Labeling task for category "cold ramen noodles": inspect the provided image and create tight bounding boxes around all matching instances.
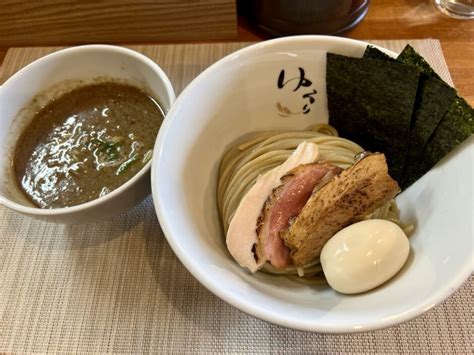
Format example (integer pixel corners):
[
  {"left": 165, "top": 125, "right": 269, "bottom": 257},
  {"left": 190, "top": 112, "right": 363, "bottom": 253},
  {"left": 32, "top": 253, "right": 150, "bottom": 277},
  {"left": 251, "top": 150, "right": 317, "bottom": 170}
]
[
  {"left": 217, "top": 124, "right": 413, "bottom": 294},
  {"left": 13, "top": 81, "right": 165, "bottom": 208}
]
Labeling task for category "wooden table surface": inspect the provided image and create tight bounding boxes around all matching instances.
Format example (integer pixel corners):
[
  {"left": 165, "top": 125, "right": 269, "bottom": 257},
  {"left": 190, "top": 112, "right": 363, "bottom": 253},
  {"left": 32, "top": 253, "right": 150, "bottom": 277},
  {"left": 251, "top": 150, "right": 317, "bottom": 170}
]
[{"left": 1, "top": 0, "right": 473, "bottom": 104}]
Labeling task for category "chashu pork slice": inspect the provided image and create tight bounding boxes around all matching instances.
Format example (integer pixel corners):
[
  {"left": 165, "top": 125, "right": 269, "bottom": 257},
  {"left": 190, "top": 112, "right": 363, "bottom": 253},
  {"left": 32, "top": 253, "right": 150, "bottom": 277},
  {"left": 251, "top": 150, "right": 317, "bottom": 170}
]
[
  {"left": 226, "top": 141, "right": 319, "bottom": 273},
  {"left": 256, "top": 162, "right": 342, "bottom": 269},
  {"left": 282, "top": 153, "right": 400, "bottom": 266}
]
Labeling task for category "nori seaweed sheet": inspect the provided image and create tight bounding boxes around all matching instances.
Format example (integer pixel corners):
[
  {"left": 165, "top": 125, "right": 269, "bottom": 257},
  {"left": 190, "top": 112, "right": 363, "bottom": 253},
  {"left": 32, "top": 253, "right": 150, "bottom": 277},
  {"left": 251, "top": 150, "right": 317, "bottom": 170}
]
[
  {"left": 326, "top": 53, "right": 420, "bottom": 182},
  {"left": 395, "top": 45, "right": 473, "bottom": 188},
  {"left": 396, "top": 45, "right": 455, "bottom": 131},
  {"left": 426, "top": 96, "right": 474, "bottom": 161},
  {"left": 363, "top": 44, "right": 467, "bottom": 188},
  {"left": 406, "top": 76, "right": 455, "bottom": 129},
  {"left": 362, "top": 45, "right": 455, "bottom": 185},
  {"left": 401, "top": 77, "right": 457, "bottom": 187},
  {"left": 397, "top": 45, "right": 442, "bottom": 81},
  {"left": 402, "top": 97, "right": 474, "bottom": 187},
  {"left": 364, "top": 45, "right": 455, "bottom": 136},
  {"left": 328, "top": 45, "right": 473, "bottom": 188},
  {"left": 363, "top": 46, "right": 397, "bottom": 62}
]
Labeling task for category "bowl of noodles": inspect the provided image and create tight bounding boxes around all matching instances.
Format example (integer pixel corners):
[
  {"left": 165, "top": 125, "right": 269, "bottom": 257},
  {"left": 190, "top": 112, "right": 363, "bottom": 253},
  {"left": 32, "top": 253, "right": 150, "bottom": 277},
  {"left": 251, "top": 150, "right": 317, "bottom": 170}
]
[{"left": 151, "top": 36, "right": 473, "bottom": 332}]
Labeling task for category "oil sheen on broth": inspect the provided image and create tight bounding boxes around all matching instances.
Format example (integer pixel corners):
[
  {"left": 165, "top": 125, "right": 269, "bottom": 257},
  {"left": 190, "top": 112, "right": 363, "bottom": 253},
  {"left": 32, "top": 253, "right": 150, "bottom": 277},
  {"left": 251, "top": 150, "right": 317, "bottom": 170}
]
[{"left": 13, "top": 82, "right": 164, "bottom": 208}]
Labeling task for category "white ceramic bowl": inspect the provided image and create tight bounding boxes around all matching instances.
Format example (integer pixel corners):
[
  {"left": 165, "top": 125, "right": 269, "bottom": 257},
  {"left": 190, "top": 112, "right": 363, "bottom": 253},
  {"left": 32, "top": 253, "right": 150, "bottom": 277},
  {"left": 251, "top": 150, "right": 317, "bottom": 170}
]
[
  {"left": 152, "top": 36, "right": 473, "bottom": 332},
  {"left": 0, "top": 45, "right": 175, "bottom": 224}
]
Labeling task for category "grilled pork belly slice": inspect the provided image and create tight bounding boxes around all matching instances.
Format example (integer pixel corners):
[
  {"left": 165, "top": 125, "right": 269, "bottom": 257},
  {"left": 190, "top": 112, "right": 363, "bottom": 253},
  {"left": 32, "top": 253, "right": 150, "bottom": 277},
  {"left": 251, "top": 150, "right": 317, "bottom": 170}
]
[
  {"left": 282, "top": 153, "right": 400, "bottom": 266},
  {"left": 256, "top": 163, "right": 342, "bottom": 269}
]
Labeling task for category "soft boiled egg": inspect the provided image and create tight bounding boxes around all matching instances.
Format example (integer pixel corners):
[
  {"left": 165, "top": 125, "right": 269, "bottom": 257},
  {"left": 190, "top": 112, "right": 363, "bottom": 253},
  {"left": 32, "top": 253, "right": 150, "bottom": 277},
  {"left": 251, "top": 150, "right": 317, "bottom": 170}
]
[{"left": 320, "top": 219, "right": 409, "bottom": 294}]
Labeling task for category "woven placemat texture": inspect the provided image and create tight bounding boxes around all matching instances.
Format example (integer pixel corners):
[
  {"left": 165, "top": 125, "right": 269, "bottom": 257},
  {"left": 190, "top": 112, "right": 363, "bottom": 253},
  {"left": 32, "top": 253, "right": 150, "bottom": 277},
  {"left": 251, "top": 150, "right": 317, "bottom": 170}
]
[{"left": 0, "top": 39, "right": 472, "bottom": 353}]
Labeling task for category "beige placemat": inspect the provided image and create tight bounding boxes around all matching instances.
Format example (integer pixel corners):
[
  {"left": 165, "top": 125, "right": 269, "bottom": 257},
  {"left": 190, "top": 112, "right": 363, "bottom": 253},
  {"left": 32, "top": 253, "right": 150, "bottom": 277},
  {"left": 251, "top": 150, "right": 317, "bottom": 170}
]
[{"left": 0, "top": 40, "right": 472, "bottom": 353}]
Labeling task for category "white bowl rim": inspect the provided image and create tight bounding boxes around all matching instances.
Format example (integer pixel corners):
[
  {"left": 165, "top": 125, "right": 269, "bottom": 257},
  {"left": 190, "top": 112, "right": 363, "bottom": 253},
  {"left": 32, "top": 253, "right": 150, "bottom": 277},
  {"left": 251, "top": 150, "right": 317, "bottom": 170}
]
[
  {"left": 151, "top": 35, "right": 473, "bottom": 333},
  {"left": 0, "top": 44, "right": 176, "bottom": 215}
]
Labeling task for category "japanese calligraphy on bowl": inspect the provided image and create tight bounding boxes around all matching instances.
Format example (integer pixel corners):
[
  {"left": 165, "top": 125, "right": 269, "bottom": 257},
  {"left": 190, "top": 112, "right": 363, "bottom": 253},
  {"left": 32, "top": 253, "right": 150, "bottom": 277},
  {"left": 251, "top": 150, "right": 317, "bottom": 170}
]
[{"left": 276, "top": 67, "right": 317, "bottom": 117}]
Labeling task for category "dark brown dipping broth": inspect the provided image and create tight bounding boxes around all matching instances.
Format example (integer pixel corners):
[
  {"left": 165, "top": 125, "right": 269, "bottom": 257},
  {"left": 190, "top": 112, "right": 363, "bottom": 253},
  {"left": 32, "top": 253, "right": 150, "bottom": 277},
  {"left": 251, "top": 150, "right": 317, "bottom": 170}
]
[{"left": 13, "top": 82, "right": 165, "bottom": 208}]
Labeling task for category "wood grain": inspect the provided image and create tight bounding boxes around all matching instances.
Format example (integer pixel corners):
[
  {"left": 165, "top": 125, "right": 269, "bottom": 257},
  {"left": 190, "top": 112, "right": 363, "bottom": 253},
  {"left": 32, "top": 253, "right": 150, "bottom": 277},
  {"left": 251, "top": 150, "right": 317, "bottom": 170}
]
[
  {"left": 0, "top": 0, "right": 237, "bottom": 46},
  {"left": 0, "top": 1, "right": 472, "bottom": 104},
  {"left": 0, "top": 47, "right": 7, "bottom": 66},
  {"left": 346, "top": 0, "right": 473, "bottom": 41}
]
